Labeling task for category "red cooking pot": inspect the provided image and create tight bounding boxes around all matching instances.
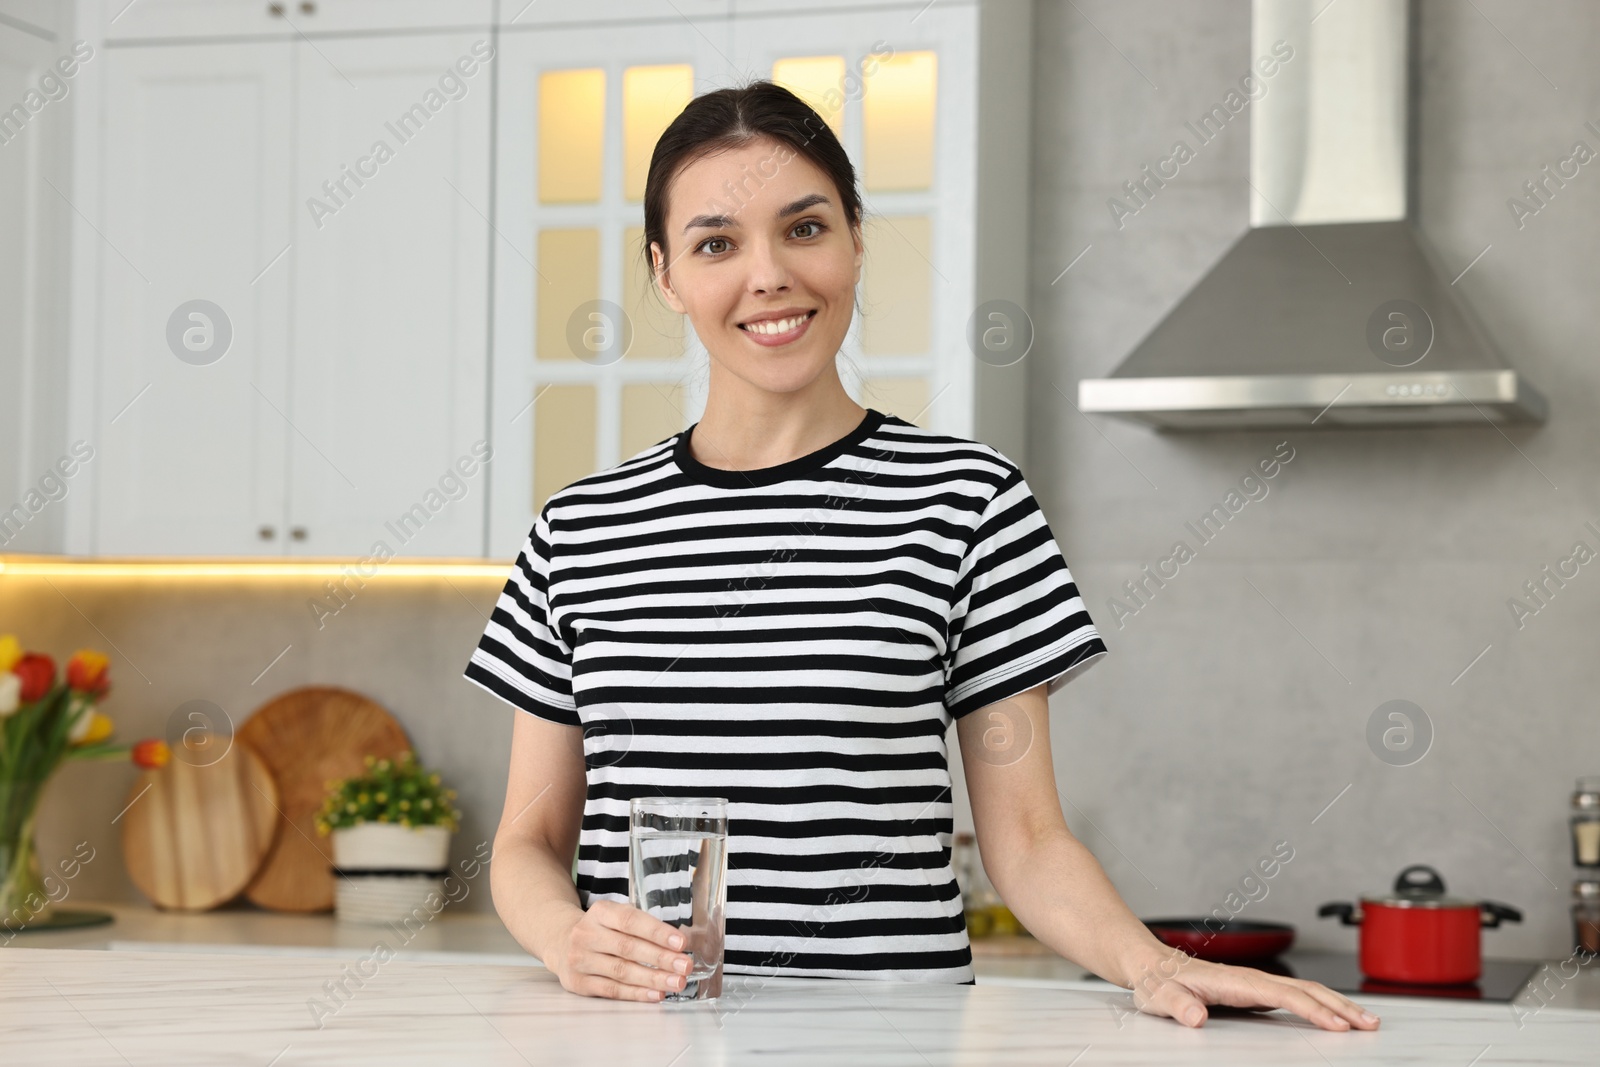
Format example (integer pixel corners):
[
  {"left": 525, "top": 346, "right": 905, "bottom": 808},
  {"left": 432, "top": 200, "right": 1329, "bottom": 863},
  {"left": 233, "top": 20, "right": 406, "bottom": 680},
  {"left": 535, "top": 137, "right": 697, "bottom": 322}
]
[{"left": 1318, "top": 865, "right": 1521, "bottom": 985}]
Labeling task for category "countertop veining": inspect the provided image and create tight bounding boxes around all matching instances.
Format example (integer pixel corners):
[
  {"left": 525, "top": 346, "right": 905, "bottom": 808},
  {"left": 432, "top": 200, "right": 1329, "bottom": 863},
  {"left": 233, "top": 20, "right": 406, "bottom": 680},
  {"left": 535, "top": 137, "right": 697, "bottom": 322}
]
[{"left": 5, "top": 943, "right": 1599, "bottom": 1066}]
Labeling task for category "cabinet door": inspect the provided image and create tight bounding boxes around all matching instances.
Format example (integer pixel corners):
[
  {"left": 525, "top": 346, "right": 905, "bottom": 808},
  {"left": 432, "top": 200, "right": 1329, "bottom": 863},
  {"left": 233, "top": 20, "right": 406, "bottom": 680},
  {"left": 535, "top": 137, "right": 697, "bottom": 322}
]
[
  {"left": 486, "top": 20, "right": 739, "bottom": 559},
  {"left": 0, "top": 20, "right": 69, "bottom": 554},
  {"left": 96, "top": 40, "right": 293, "bottom": 555},
  {"left": 289, "top": 32, "right": 491, "bottom": 557},
  {"left": 731, "top": 5, "right": 976, "bottom": 440}
]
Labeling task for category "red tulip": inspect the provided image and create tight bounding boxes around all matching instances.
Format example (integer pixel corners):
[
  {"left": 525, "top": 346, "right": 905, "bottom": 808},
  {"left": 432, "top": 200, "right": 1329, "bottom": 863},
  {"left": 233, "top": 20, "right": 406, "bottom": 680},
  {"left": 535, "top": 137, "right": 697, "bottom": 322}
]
[
  {"left": 13, "top": 653, "right": 56, "bottom": 703},
  {"left": 67, "top": 650, "right": 111, "bottom": 696},
  {"left": 132, "top": 739, "right": 170, "bottom": 769}
]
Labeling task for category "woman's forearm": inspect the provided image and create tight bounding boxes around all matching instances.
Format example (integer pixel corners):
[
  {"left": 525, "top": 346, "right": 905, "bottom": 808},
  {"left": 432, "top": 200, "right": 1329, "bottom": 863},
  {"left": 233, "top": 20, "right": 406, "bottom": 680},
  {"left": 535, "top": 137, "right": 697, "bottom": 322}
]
[
  {"left": 983, "top": 825, "right": 1173, "bottom": 988},
  {"left": 489, "top": 833, "right": 586, "bottom": 965}
]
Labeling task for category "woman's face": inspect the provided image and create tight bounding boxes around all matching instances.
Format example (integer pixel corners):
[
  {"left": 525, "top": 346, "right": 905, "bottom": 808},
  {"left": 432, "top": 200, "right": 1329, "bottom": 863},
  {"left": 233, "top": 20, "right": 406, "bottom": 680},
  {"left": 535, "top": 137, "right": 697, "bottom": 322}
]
[{"left": 651, "top": 137, "right": 863, "bottom": 397}]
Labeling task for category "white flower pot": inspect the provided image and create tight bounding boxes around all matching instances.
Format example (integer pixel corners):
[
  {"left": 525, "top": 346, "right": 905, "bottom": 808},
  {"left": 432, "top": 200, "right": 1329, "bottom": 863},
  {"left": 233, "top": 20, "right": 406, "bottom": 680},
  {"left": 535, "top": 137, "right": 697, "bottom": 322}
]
[
  {"left": 331, "top": 823, "right": 452, "bottom": 924},
  {"left": 332, "top": 822, "right": 451, "bottom": 871}
]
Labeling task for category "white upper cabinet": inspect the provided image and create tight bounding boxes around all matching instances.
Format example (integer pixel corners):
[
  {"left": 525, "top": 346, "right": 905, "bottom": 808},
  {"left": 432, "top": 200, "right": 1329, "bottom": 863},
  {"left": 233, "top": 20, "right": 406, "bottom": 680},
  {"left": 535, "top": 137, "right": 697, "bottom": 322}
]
[
  {"left": 94, "top": 40, "right": 295, "bottom": 556},
  {"left": 40, "top": 0, "right": 1029, "bottom": 560},
  {"left": 0, "top": 15, "right": 73, "bottom": 555},
  {"left": 287, "top": 31, "right": 491, "bottom": 558},
  {"left": 486, "top": 17, "right": 741, "bottom": 558},
  {"left": 97, "top": 0, "right": 493, "bottom": 40},
  {"left": 88, "top": 29, "right": 491, "bottom": 557}
]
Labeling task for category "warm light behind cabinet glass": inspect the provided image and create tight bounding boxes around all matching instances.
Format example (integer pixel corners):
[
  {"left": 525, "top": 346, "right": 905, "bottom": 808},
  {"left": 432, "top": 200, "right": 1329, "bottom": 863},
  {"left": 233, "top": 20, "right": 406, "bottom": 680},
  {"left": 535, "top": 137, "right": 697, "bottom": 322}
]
[
  {"left": 860, "top": 214, "right": 932, "bottom": 356},
  {"left": 534, "top": 385, "right": 597, "bottom": 512},
  {"left": 862, "top": 51, "right": 936, "bottom": 191},
  {"left": 623, "top": 65, "right": 694, "bottom": 201},
  {"left": 772, "top": 55, "right": 847, "bottom": 138},
  {"left": 621, "top": 383, "right": 689, "bottom": 458},
  {"left": 538, "top": 69, "right": 604, "bottom": 203},
  {"left": 536, "top": 228, "right": 600, "bottom": 361}
]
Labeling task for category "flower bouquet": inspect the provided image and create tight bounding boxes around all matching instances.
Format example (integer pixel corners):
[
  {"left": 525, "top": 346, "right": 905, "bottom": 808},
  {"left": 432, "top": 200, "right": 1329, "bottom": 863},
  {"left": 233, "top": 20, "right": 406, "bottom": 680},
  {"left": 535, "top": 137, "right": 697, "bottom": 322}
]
[{"left": 0, "top": 634, "right": 170, "bottom": 928}]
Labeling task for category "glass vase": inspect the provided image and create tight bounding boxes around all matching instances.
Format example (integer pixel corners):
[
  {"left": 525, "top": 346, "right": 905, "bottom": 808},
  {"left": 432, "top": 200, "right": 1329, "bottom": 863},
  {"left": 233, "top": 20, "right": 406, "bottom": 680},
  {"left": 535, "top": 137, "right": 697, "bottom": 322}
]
[{"left": 0, "top": 786, "right": 54, "bottom": 931}]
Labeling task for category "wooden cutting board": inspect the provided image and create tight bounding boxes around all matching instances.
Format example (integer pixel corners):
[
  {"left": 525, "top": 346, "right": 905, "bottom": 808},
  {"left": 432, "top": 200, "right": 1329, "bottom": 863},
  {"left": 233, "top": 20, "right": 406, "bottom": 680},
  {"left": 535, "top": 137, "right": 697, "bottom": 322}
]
[
  {"left": 237, "top": 686, "right": 411, "bottom": 913},
  {"left": 121, "top": 734, "right": 281, "bottom": 912}
]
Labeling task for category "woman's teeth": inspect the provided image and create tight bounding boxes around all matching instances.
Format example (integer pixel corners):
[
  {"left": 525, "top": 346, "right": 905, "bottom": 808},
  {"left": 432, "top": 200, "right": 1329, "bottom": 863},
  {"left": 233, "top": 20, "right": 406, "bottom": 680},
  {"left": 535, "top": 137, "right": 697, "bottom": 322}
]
[{"left": 743, "top": 312, "right": 812, "bottom": 335}]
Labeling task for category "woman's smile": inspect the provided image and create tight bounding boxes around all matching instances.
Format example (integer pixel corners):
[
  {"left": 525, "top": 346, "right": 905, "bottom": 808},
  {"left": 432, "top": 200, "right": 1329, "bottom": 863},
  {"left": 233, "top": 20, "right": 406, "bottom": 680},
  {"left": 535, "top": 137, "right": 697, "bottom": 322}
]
[{"left": 737, "top": 308, "right": 817, "bottom": 347}]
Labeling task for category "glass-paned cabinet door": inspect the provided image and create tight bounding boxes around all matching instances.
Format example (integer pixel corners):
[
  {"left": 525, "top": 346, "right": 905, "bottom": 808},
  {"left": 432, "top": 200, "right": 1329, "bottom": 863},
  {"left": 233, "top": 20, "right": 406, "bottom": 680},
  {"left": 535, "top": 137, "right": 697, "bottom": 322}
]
[
  {"left": 488, "top": 17, "right": 743, "bottom": 557},
  {"left": 734, "top": 4, "right": 977, "bottom": 441}
]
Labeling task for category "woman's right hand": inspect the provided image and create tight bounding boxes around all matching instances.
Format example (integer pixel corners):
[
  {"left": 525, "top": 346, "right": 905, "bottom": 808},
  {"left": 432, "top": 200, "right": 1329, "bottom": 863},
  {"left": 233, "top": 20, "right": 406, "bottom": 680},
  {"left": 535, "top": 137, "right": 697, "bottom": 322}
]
[{"left": 547, "top": 899, "right": 697, "bottom": 1002}]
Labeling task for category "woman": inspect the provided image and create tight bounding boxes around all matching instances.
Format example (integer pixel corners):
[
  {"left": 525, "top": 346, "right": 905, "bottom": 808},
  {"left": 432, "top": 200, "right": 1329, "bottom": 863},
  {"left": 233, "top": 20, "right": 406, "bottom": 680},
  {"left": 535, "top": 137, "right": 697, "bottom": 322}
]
[{"left": 464, "top": 81, "right": 1378, "bottom": 1033}]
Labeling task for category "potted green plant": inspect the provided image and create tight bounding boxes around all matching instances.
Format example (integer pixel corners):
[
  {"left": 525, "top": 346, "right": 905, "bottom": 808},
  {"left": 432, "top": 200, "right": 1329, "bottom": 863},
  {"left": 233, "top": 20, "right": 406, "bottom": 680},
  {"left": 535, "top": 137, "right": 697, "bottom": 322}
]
[{"left": 315, "top": 750, "right": 460, "bottom": 923}]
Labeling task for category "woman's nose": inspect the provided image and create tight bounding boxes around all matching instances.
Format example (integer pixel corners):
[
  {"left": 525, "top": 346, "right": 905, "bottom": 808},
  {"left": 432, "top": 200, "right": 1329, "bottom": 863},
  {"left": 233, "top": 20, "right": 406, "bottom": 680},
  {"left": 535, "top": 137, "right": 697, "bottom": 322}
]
[{"left": 744, "top": 240, "right": 793, "bottom": 294}]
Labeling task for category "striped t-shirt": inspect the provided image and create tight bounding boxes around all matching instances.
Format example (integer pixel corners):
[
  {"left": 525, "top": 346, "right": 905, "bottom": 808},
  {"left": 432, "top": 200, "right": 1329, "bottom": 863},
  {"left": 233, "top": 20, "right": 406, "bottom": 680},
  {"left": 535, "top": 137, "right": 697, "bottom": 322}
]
[{"left": 464, "top": 408, "right": 1107, "bottom": 984}]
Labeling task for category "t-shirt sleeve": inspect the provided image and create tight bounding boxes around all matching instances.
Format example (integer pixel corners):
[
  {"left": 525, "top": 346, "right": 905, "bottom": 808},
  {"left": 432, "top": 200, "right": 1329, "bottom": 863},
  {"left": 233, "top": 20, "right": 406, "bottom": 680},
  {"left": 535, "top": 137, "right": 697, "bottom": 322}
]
[
  {"left": 462, "top": 511, "right": 580, "bottom": 726},
  {"left": 943, "top": 466, "right": 1108, "bottom": 720}
]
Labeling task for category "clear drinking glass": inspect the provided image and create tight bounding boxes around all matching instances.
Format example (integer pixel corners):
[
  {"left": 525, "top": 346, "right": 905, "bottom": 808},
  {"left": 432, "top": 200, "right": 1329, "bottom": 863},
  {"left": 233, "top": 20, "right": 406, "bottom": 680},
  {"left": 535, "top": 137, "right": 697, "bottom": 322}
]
[{"left": 628, "top": 796, "right": 728, "bottom": 1001}]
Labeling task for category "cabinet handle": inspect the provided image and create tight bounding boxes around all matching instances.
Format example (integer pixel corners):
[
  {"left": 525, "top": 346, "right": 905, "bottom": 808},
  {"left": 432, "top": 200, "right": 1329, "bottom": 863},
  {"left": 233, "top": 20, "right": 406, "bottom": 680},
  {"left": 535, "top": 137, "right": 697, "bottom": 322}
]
[
  {"left": 299, "top": 1, "right": 316, "bottom": 13},
  {"left": 258, "top": 525, "right": 277, "bottom": 541},
  {"left": 291, "top": 526, "right": 308, "bottom": 541},
  {"left": 267, "top": 2, "right": 285, "bottom": 16}
]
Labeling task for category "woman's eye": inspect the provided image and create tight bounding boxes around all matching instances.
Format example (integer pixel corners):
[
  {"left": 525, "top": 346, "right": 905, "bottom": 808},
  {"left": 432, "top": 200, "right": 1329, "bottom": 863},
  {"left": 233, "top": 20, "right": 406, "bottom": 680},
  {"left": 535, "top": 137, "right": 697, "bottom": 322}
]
[{"left": 695, "top": 222, "right": 824, "bottom": 256}]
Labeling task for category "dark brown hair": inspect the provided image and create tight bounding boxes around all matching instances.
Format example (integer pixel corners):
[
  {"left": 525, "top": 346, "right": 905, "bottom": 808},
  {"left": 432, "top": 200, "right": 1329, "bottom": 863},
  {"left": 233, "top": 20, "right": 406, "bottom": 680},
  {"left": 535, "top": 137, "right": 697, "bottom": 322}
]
[{"left": 641, "top": 80, "right": 864, "bottom": 286}]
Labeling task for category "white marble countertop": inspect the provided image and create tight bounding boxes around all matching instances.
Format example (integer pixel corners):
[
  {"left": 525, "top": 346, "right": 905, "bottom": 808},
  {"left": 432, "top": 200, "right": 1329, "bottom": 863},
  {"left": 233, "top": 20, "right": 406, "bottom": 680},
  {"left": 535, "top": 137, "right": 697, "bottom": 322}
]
[
  {"left": 4, "top": 943, "right": 1599, "bottom": 1066},
  {"left": 5, "top": 903, "right": 1599, "bottom": 1064}
]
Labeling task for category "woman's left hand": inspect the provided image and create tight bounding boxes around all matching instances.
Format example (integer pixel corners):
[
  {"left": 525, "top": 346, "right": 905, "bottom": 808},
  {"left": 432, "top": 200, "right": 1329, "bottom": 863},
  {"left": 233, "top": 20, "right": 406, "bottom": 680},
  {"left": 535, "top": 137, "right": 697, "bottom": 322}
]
[{"left": 1127, "top": 951, "right": 1381, "bottom": 1032}]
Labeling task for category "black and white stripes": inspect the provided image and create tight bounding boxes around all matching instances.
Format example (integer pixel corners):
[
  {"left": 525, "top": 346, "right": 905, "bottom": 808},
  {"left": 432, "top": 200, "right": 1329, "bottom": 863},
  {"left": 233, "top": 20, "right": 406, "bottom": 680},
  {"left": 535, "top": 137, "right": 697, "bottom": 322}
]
[{"left": 465, "top": 408, "right": 1106, "bottom": 983}]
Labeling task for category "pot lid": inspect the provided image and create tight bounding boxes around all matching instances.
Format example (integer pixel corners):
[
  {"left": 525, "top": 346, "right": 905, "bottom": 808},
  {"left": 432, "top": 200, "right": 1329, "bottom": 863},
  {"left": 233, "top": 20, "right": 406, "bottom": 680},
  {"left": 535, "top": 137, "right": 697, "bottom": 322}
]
[{"left": 1360, "top": 864, "right": 1481, "bottom": 909}]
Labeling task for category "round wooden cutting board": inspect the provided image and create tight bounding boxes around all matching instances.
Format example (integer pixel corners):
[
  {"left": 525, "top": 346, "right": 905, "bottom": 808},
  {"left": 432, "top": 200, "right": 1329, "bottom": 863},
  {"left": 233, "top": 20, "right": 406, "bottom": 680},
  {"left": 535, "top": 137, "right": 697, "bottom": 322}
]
[
  {"left": 237, "top": 686, "right": 411, "bottom": 913},
  {"left": 121, "top": 734, "right": 281, "bottom": 912}
]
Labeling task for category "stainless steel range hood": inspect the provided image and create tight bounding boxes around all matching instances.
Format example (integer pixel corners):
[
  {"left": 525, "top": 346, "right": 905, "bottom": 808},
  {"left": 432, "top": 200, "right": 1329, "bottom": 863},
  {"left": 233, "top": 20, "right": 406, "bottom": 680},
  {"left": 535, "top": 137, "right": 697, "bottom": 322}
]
[{"left": 1076, "top": 0, "right": 1547, "bottom": 430}]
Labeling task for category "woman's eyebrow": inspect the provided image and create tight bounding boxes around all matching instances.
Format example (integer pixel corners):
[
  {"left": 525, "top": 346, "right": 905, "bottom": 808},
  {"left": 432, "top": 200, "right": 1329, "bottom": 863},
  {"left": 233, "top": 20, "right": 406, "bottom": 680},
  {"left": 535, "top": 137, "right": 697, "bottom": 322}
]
[{"left": 681, "top": 193, "right": 832, "bottom": 235}]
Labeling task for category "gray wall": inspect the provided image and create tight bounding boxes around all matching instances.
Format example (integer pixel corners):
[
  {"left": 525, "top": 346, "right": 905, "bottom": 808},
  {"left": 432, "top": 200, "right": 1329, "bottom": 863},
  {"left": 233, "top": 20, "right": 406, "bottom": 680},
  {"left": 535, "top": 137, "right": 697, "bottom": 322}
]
[
  {"left": 11, "top": 0, "right": 1597, "bottom": 964},
  {"left": 1021, "top": 0, "right": 1599, "bottom": 959}
]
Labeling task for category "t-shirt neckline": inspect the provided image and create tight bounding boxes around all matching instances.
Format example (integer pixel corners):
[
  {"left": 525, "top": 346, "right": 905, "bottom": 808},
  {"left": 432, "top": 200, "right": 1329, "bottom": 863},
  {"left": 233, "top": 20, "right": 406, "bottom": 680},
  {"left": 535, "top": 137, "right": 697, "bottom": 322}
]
[{"left": 673, "top": 408, "right": 887, "bottom": 488}]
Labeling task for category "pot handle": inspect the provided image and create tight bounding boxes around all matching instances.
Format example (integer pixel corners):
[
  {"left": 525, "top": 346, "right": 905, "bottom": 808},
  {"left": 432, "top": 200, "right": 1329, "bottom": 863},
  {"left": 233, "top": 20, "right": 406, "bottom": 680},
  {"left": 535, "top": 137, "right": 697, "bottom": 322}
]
[
  {"left": 1394, "top": 864, "right": 1447, "bottom": 895},
  {"left": 1317, "top": 902, "right": 1361, "bottom": 926},
  {"left": 1481, "top": 901, "right": 1523, "bottom": 928}
]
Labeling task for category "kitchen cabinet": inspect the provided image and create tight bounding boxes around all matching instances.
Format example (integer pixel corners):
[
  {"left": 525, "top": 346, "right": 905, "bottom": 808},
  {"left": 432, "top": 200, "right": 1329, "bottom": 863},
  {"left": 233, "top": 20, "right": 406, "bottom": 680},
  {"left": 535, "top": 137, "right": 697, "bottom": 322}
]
[
  {"left": 23, "top": 0, "right": 1031, "bottom": 560},
  {"left": 485, "top": 16, "right": 735, "bottom": 556},
  {"left": 92, "top": 39, "right": 295, "bottom": 556},
  {"left": 0, "top": 13, "right": 69, "bottom": 555},
  {"left": 486, "top": 0, "right": 1032, "bottom": 557},
  {"left": 92, "top": 0, "right": 493, "bottom": 40},
  {"left": 285, "top": 32, "right": 491, "bottom": 558},
  {"left": 84, "top": 27, "right": 491, "bottom": 557}
]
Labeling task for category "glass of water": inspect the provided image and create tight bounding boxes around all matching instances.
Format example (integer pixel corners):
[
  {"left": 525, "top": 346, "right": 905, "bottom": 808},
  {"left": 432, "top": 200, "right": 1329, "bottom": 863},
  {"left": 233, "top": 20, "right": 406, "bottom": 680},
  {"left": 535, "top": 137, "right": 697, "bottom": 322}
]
[{"left": 628, "top": 796, "right": 728, "bottom": 1002}]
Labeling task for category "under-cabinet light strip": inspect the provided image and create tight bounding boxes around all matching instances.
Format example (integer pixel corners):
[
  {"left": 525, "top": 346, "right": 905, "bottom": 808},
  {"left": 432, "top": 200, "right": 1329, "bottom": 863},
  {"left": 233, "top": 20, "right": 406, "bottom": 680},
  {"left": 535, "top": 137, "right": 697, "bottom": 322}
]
[{"left": 0, "top": 557, "right": 512, "bottom": 578}]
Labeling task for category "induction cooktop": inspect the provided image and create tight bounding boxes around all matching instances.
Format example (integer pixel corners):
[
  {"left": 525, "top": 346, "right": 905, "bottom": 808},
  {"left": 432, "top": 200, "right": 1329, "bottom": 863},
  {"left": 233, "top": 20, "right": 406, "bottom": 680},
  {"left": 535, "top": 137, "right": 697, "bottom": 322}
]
[{"left": 1253, "top": 950, "right": 1542, "bottom": 1003}]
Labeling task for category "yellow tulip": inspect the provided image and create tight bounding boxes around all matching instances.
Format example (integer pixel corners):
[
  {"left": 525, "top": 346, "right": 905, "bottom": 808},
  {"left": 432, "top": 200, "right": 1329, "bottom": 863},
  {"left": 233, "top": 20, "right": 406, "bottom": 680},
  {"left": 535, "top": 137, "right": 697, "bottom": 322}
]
[
  {"left": 0, "top": 634, "right": 21, "bottom": 673},
  {"left": 79, "top": 712, "right": 115, "bottom": 745}
]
